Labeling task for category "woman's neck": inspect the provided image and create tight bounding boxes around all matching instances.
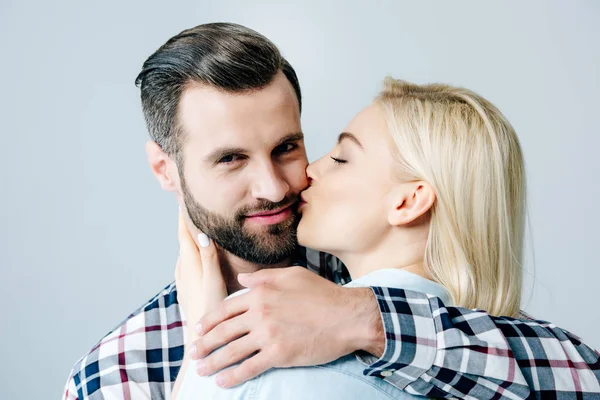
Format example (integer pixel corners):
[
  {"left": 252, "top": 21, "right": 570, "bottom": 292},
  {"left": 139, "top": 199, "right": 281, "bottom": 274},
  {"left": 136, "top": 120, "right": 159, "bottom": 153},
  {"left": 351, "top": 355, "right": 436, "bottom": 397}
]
[{"left": 336, "top": 236, "right": 431, "bottom": 281}]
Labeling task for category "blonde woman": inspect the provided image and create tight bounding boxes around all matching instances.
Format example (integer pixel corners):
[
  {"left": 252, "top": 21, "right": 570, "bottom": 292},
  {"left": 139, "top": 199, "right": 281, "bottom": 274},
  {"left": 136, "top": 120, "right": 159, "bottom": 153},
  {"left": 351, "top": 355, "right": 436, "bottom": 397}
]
[{"left": 173, "top": 78, "right": 597, "bottom": 399}]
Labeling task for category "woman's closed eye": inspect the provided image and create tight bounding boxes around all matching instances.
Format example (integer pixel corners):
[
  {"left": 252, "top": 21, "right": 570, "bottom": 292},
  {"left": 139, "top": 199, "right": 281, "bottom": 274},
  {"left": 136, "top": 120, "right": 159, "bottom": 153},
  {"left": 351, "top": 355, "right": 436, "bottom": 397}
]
[{"left": 330, "top": 156, "right": 347, "bottom": 164}]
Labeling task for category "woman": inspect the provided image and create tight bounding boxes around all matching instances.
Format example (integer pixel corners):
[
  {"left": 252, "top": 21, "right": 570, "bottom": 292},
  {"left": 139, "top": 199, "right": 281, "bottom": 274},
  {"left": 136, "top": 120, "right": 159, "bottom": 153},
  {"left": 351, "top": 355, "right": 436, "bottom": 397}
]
[{"left": 174, "top": 77, "right": 526, "bottom": 399}]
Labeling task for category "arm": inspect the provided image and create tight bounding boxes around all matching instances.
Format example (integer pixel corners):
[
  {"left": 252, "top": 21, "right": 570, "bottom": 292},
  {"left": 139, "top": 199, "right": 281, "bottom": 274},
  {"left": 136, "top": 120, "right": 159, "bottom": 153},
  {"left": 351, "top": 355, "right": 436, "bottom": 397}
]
[
  {"left": 362, "top": 286, "right": 600, "bottom": 399},
  {"left": 190, "top": 267, "right": 600, "bottom": 398},
  {"left": 172, "top": 209, "right": 228, "bottom": 398},
  {"left": 62, "top": 373, "right": 79, "bottom": 400},
  {"left": 171, "top": 334, "right": 194, "bottom": 400}
]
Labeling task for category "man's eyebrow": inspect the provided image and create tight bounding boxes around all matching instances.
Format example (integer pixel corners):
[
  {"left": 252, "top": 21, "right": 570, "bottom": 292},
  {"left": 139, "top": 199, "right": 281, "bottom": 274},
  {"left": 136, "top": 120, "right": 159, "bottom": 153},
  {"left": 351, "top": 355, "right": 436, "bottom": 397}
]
[
  {"left": 337, "top": 132, "right": 363, "bottom": 149},
  {"left": 204, "top": 146, "right": 247, "bottom": 164},
  {"left": 274, "top": 132, "right": 304, "bottom": 148}
]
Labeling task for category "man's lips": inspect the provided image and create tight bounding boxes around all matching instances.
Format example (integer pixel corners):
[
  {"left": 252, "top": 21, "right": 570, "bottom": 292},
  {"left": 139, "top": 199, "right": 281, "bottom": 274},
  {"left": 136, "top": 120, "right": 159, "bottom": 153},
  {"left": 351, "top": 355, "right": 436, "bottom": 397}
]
[
  {"left": 245, "top": 204, "right": 294, "bottom": 225},
  {"left": 247, "top": 205, "right": 292, "bottom": 217}
]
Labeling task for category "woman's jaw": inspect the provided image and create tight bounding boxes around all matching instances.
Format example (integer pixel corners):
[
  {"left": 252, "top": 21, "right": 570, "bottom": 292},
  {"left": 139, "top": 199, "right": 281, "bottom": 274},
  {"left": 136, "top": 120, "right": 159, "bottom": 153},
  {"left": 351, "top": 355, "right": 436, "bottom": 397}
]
[{"left": 298, "top": 199, "right": 433, "bottom": 281}]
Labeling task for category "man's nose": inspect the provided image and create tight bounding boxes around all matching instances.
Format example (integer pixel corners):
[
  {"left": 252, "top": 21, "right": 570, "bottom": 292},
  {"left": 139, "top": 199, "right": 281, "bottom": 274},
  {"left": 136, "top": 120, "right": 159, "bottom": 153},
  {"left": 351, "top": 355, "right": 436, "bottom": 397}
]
[{"left": 251, "top": 162, "right": 290, "bottom": 203}]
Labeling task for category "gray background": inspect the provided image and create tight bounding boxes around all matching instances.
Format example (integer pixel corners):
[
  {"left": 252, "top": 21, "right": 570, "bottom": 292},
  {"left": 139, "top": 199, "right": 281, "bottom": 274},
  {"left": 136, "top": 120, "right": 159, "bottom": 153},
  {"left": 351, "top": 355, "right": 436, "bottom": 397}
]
[{"left": 1, "top": 0, "right": 599, "bottom": 398}]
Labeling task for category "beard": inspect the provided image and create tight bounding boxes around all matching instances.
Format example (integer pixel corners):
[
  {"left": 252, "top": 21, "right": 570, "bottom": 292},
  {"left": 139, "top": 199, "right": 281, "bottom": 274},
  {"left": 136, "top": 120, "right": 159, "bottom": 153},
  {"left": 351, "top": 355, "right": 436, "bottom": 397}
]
[{"left": 180, "top": 176, "right": 301, "bottom": 265}]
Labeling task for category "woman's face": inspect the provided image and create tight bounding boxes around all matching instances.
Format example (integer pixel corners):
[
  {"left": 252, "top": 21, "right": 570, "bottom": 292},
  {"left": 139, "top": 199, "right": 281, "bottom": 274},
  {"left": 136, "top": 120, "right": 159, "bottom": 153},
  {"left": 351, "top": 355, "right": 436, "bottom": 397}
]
[{"left": 297, "top": 104, "right": 398, "bottom": 255}]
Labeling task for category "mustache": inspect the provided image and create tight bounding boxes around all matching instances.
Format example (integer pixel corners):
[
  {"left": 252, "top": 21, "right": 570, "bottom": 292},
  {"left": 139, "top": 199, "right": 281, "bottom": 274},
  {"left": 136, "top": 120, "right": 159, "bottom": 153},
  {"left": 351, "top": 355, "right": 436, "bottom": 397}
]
[{"left": 237, "top": 194, "right": 301, "bottom": 219}]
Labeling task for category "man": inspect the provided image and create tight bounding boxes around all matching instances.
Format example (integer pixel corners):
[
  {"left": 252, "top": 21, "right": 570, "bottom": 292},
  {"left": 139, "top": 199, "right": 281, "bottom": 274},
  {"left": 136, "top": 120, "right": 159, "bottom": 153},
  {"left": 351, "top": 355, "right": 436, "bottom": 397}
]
[{"left": 63, "top": 22, "right": 600, "bottom": 399}]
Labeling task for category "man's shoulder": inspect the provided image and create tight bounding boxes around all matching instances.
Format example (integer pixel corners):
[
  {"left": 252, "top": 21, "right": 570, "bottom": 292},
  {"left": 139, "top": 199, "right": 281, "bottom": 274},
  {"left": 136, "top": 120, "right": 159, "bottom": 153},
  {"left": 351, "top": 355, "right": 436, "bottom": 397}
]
[
  {"left": 64, "top": 282, "right": 185, "bottom": 400},
  {"left": 301, "top": 247, "right": 350, "bottom": 284}
]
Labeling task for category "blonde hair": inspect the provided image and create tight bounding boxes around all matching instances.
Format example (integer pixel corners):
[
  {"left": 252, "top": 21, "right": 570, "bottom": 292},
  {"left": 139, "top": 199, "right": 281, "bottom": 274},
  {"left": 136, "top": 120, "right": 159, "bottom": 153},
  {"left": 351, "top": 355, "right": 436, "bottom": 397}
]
[{"left": 376, "top": 78, "right": 526, "bottom": 317}]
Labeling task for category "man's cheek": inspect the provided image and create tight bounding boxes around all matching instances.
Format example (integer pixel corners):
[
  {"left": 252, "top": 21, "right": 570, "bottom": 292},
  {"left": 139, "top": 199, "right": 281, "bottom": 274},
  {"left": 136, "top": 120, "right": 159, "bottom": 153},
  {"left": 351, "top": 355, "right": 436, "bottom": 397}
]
[
  {"left": 219, "top": 181, "right": 248, "bottom": 206},
  {"left": 287, "top": 163, "right": 309, "bottom": 192}
]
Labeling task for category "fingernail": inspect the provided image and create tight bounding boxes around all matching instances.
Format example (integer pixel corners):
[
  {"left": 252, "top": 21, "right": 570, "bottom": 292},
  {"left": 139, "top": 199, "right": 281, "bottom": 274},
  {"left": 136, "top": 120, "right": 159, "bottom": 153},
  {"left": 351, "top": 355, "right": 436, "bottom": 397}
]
[
  {"left": 215, "top": 374, "right": 226, "bottom": 387},
  {"left": 198, "top": 233, "right": 210, "bottom": 248},
  {"left": 196, "top": 360, "right": 207, "bottom": 375},
  {"left": 189, "top": 344, "right": 197, "bottom": 358},
  {"left": 196, "top": 322, "right": 203, "bottom": 334}
]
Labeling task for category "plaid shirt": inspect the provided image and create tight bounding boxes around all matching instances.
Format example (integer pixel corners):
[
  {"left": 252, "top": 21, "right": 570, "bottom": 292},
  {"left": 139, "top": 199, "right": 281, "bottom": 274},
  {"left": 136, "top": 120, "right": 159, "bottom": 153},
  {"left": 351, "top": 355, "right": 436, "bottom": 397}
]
[{"left": 64, "top": 248, "right": 600, "bottom": 399}]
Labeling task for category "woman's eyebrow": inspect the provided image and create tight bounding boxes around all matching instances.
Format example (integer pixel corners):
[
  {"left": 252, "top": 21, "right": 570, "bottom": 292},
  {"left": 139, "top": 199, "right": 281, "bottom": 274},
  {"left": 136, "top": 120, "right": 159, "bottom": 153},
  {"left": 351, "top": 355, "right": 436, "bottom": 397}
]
[{"left": 337, "top": 132, "right": 363, "bottom": 149}]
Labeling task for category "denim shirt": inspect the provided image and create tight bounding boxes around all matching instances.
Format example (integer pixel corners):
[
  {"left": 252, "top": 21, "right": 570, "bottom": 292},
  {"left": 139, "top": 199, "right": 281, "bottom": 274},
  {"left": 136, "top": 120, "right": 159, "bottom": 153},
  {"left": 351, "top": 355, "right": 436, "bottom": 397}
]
[{"left": 179, "top": 268, "right": 452, "bottom": 400}]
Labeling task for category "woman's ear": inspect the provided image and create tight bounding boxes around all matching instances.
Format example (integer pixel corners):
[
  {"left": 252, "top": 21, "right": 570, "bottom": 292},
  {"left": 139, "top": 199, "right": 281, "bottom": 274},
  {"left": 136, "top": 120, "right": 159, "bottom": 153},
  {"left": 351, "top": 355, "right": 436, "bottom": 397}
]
[
  {"left": 388, "top": 181, "right": 436, "bottom": 226},
  {"left": 146, "top": 141, "right": 179, "bottom": 192}
]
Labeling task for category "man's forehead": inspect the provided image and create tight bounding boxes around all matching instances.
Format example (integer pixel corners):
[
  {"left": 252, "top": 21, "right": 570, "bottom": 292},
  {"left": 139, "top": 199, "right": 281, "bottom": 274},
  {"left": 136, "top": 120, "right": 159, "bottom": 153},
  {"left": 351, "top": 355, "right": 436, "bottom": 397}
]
[
  {"left": 178, "top": 76, "right": 301, "bottom": 153},
  {"left": 178, "top": 73, "right": 298, "bottom": 124}
]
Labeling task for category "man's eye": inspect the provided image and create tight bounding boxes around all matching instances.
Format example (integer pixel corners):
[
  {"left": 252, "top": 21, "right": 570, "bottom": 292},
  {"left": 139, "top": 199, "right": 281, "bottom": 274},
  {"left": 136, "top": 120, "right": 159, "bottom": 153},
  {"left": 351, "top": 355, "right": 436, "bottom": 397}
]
[
  {"left": 274, "top": 143, "right": 297, "bottom": 154},
  {"left": 218, "top": 154, "right": 243, "bottom": 164}
]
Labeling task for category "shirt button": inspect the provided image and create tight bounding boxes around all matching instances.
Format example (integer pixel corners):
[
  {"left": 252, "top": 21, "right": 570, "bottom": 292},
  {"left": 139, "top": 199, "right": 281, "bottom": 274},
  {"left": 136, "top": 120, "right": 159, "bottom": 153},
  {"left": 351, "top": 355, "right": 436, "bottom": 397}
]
[{"left": 380, "top": 370, "right": 395, "bottom": 377}]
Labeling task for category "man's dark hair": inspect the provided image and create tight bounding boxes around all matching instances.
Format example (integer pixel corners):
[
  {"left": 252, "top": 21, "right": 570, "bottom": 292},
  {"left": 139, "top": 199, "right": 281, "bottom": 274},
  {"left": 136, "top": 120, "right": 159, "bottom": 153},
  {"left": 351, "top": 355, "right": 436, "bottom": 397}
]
[{"left": 135, "top": 22, "right": 302, "bottom": 159}]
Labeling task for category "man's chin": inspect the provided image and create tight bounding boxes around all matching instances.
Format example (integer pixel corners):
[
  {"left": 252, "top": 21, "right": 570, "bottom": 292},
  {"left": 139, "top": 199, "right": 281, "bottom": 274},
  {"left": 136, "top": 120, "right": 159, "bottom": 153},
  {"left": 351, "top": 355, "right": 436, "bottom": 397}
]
[
  {"left": 242, "top": 222, "right": 298, "bottom": 247},
  {"left": 244, "top": 227, "right": 297, "bottom": 245}
]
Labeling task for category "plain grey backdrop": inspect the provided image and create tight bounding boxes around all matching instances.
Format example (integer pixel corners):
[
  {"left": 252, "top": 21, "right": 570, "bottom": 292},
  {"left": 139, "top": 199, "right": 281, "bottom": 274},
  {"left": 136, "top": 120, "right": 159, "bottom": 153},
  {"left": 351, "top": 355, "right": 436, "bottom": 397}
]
[{"left": 1, "top": 0, "right": 599, "bottom": 398}]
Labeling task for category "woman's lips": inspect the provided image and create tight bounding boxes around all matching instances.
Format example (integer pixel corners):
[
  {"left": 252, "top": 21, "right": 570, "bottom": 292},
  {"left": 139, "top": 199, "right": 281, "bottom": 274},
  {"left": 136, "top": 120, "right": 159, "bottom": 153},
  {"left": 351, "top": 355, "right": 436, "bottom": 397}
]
[
  {"left": 298, "top": 194, "right": 309, "bottom": 210},
  {"left": 246, "top": 205, "right": 293, "bottom": 225}
]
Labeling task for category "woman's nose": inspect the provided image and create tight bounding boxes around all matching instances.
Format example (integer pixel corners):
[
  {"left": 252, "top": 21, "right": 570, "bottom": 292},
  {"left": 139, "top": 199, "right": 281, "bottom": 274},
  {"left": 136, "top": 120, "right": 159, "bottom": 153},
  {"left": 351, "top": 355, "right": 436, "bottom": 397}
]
[{"left": 305, "top": 159, "right": 319, "bottom": 184}]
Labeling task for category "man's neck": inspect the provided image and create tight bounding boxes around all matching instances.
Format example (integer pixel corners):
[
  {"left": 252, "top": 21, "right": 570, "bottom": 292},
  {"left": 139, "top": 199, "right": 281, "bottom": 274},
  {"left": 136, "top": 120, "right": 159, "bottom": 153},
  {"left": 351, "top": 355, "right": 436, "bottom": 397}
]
[{"left": 218, "top": 250, "right": 296, "bottom": 295}]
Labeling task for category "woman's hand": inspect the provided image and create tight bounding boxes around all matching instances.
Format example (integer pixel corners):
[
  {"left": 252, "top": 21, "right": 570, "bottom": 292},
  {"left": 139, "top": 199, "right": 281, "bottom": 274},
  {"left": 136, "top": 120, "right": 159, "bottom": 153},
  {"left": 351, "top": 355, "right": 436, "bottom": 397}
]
[
  {"left": 175, "top": 209, "right": 227, "bottom": 340},
  {"left": 190, "top": 267, "right": 382, "bottom": 388},
  {"left": 172, "top": 209, "right": 228, "bottom": 399}
]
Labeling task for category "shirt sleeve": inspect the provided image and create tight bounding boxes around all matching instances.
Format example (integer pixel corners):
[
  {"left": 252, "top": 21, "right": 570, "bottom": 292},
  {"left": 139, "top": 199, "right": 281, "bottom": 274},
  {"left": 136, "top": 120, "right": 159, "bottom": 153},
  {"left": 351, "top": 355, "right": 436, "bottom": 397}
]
[
  {"left": 62, "top": 372, "right": 79, "bottom": 400},
  {"left": 357, "top": 287, "right": 600, "bottom": 399}
]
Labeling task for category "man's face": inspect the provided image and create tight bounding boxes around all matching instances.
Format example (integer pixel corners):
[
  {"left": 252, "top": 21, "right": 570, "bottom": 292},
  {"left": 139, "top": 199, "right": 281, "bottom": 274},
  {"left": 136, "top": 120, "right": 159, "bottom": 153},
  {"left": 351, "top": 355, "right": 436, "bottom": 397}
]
[{"left": 177, "top": 72, "right": 308, "bottom": 264}]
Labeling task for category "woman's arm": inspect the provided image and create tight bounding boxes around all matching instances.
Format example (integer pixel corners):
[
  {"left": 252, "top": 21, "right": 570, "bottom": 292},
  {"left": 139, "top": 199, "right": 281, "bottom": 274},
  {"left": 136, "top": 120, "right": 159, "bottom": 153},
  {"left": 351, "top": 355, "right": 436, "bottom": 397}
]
[
  {"left": 361, "top": 286, "right": 600, "bottom": 398},
  {"left": 190, "top": 266, "right": 600, "bottom": 399},
  {"left": 171, "top": 330, "right": 195, "bottom": 400},
  {"left": 172, "top": 210, "right": 228, "bottom": 399}
]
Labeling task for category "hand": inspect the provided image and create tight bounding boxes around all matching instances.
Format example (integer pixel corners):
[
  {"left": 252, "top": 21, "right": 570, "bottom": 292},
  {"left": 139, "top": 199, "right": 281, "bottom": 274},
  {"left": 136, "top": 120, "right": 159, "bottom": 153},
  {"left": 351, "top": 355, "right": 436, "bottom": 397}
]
[
  {"left": 172, "top": 210, "right": 228, "bottom": 399},
  {"left": 175, "top": 209, "right": 227, "bottom": 339},
  {"left": 189, "top": 266, "right": 384, "bottom": 388}
]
